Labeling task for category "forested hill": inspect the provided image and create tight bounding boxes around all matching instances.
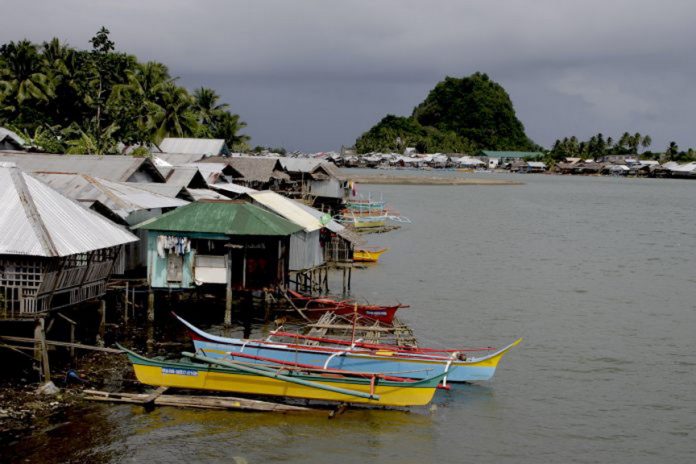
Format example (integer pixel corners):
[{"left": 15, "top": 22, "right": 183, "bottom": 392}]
[
  {"left": 0, "top": 27, "right": 248, "bottom": 155},
  {"left": 355, "top": 72, "right": 537, "bottom": 154}
]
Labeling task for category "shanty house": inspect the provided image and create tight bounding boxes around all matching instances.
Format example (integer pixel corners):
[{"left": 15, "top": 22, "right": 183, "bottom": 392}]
[
  {"left": 278, "top": 158, "right": 350, "bottom": 204},
  {"left": 0, "top": 164, "right": 137, "bottom": 318},
  {"left": 200, "top": 156, "right": 290, "bottom": 190},
  {"left": 135, "top": 201, "right": 302, "bottom": 291},
  {"left": 248, "top": 191, "right": 327, "bottom": 271},
  {"left": 32, "top": 173, "right": 188, "bottom": 273}
]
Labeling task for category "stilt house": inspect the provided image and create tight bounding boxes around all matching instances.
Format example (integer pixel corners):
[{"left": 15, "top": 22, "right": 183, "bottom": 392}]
[{"left": 0, "top": 164, "right": 138, "bottom": 318}]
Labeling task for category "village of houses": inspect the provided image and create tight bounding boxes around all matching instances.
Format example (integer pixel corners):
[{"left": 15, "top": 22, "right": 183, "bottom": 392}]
[{"left": 1, "top": 125, "right": 696, "bottom": 412}]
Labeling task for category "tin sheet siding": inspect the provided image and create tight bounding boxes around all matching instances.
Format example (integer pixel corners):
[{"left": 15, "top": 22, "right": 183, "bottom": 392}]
[{"left": 288, "top": 230, "right": 324, "bottom": 271}]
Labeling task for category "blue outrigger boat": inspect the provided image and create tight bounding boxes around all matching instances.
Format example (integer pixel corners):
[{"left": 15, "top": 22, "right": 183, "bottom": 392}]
[{"left": 176, "top": 315, "right": 520, "bottom": 383}]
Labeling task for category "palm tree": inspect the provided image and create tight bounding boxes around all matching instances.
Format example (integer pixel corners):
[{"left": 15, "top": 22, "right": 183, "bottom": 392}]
[
  {"left": 641, "top": 135, "right": 652, "bottom": 151},
  {"left": 0, "top": 40, "right": 54, "bottom": 111},
  {"left": 193, "top": 87, "right": 229, "bottom": 130},
  {"left": 109, "top": 61, "right": 172, "bottom": 143},
  {"left": 148, "top": 83, "right": 198, "bottom": 143},
  {"left": 211, "top": 110, "right": 249, "bottom": 148},
  {"left": 666, "top": 141, "right": 679, "bottom": 161}
]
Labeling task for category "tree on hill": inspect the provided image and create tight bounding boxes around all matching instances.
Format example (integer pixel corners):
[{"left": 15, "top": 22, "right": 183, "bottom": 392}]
[{"left": 355, "top": 72, "right": 536, "bottom": 153}]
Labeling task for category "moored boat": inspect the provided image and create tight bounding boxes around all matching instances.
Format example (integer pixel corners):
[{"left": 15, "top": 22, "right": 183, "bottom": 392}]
[
  {"left": 119, "top": 345, "right": 447, "bottom": 407},
  {"left": 354, "top": 247, "right": 388, "bottom": 262},
  {"left": 176, "top": 315, "right": 521, "bottom": 383},
  {"left": 286, "top": 289, "right": 406, "bottom": 323}
]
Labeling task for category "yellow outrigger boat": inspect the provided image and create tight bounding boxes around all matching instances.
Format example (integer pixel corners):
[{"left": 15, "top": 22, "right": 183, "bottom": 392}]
[
  {"left": 119, "top": 345, "right": 449, "bottom": 407},
  {"left": 354, "top": 247, "right": 388, "bottom": 263}
]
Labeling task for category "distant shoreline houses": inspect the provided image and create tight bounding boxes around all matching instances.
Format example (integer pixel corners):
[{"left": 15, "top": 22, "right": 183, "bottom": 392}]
[{"left": 329, "top": 148, "right": 696, "bottom": 179}]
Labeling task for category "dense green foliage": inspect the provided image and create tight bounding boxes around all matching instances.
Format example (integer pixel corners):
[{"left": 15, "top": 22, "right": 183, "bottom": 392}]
[
  {"left": 0, "top": 28, "right": 249, "bottom": 154},
  {"left": 356, "top": 73, "right": 536, "bottom": 154},
  {"left": 548, "top": 132, "right": 695, "bottom": 162}
]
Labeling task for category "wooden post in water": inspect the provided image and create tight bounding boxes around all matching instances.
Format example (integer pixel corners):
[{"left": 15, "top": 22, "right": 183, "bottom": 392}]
[
  {"left": 34, "top": 318, "right": 50, "bottom": 382},
  {"left": 97, "top": 300, "right": 106, "bottom": 346},
  {"left": 224, "top": 249, "right": 233, "bottom": 326},
  {"left": 348, "top": 267, "right": 352, "bottom": 292},
  {"left": 147, "top": 289, "right": 155, "bottom": 323},
  {"left": 124, "top": 281, "right": 129, "bottom": 324}
]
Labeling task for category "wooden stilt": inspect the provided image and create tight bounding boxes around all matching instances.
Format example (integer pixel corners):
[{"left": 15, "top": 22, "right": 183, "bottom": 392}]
[
  {"left": 124, "top": 281, "right": 129, "bottom": 324},
  {"left": 34, "top": 318, "right": 50, "bottom": 382},
  {"left": 348, "top": 267, "right": 352, "bottom": 291},
  {"left": 342, "top": 268, "right": 347, "bottom": 295},
  {"left": 147, "top": 289, "right": 155, "bottom": 323},
  {"left": 97, "top": 300, "right": 106, "bottom": 346},
  {"left": 224, "top": 250, "right": 232, "bottom": 326}
]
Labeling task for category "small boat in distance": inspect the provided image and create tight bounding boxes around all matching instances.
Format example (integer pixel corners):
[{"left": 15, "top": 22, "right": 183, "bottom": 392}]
[
  {"left": 118, "top": 344, "right": 449, "bottom": 407},
  {"left": 354, "top": 247, "right": 388, "bottom": 263}
]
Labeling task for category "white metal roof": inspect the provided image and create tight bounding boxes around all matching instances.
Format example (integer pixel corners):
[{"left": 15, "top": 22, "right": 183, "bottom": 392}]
[
  {"left": 0, "top": 165, "right": 138, "bottom": 257},
  {"left": 210, "top": 182, "right": 257, "bottom": 194},
  {"left": 33, "top": 172, "right": 188, "bottom": 219},
  {"left": 0, "top": 127, "right": 26, "bottom": 147},
  {"left": 249, "top": 191, "right": 322, "bottom": 232},
  {"left": 159, "top": 138, "right": 227, "bottom": 156}
]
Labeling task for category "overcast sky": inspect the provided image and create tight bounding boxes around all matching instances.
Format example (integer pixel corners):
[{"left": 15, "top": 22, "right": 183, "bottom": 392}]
[{"left": 2, "top": 0, "right": 695, "bottom": 152}]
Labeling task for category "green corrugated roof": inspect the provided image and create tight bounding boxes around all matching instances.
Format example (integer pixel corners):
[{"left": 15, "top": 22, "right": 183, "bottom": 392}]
[{"left": 134, "top": 201, "right": 303, "bottom": 236}]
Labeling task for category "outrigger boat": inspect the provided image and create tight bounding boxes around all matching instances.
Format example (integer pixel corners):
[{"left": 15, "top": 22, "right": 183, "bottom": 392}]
[
  {"left": 353, "top": 247, "right": 388, "bottom": 263},
  {"left": 286, "top": 289, "right": 407, "bottom": 324},
  {"left": 175, "top": 315, "right": 521, "bottom": 383},
  {"left": 119, "top": 345, "right": 448, "bottom": 407}
]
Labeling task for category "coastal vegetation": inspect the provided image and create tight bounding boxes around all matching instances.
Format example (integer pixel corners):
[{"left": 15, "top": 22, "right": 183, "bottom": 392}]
[
  {"left": 0, "top": 28, "right": 249, "bottom": 154},
  {"left": 548, "top": 132, "right": 695, "bottom": 162},
  {"left": 355, "top": 72, "right": 538, "bottom": 154}
]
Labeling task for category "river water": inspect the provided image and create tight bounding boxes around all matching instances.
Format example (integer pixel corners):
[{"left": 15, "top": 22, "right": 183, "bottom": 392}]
[{"left": 4, "top": 172, "right": 696, "bottom": 463}]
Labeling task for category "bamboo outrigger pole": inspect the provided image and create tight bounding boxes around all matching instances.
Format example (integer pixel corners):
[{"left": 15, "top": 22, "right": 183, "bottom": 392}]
[{"left": 182, "top": 352, "right": 380, "bottom": 401}]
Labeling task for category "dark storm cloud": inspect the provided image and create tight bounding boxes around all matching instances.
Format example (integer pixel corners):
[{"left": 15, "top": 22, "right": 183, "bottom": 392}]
[{"left": 2, "top": 0, "right": 695, "bottom": 151}]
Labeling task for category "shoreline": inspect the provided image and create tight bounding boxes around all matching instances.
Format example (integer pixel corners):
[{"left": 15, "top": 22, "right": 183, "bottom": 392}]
[{"left": 349, "top": 174, "right": 523, "bottom": 186}]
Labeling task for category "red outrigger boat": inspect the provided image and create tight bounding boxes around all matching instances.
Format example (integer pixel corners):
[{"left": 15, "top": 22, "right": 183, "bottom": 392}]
[{"left": 286, "top": 290, "right": 408, "bottom": 324}]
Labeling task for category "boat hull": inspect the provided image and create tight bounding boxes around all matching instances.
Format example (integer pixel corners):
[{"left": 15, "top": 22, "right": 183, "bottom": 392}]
[
  {"left": 354, "top": 248, "right": 387, "bottom": 262},
  {"left": 125, "top": 352, "right": 441, "bottom": 407}
]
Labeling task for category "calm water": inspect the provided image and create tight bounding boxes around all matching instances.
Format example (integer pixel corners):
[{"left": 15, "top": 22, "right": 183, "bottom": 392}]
[{"left": 5, "top": 172, "right": 696, "bottom": 463}]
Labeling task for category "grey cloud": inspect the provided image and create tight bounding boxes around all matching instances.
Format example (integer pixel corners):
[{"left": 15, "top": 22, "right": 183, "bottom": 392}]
[{"left": 2, "top": 0, "right": 695, "bottom": 151}]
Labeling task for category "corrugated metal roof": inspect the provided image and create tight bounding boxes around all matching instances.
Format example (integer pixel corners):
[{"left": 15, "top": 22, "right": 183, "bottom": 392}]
[
  {"left": 186, "top": 162, "right": 229, "bottom": 184},
  {"left": 0, "top": 165, "right": 137, "bottom": 257},
  {"left": 165, "top": 166, "right": 207, "bottom": 188},
  {"left": 249, "top": 191, "right": 322, "bottom": 232},
  {"left": 200, "top": 157, "right": 290, "bottom": 182},
  {"left": 159, "top": 138, "right": 228, "bottom": 156},
  {"left": 135, "top": 201, "right": 302, "bottom": 236},
  {"left": 0, "top": 127, "right": 26, "bottom": 147},
  {"left": 0, "top": 153, "right": 165, "bottom": 182},
  {"left": 210, "top": 182, "right": 257, "bottom": 195},
  {"left": 33, "top": 172, "right": 188, "bottom": 219},
  {"left": 481, "top": 151, "right": 544, "bottom": 158},
  {"left": 134, "top": 183, "right": 190, "bottom": 199},
  {"left": 156, "top": 153, "right": 210, "bottom": 165},
  {"left": 186, "top": 188, "right": 228, "bottom": 201}
]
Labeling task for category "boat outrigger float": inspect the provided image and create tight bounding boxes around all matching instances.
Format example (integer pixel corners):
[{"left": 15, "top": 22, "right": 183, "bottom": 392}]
[{"left": 118, "top": 344, "right": 450, "bottom": 407}]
